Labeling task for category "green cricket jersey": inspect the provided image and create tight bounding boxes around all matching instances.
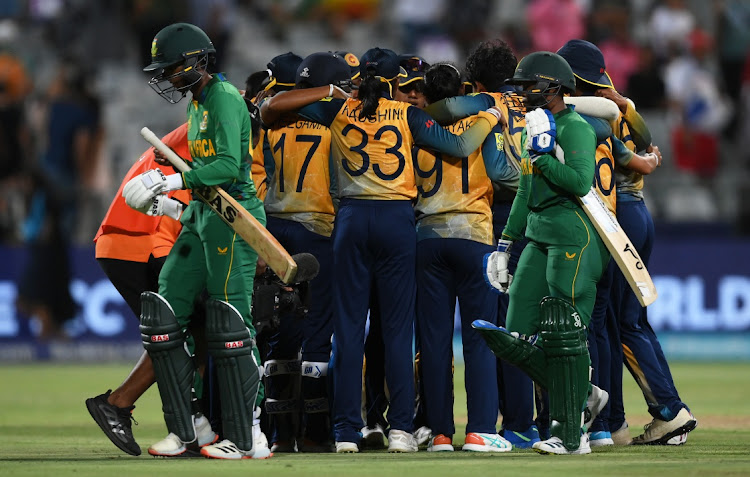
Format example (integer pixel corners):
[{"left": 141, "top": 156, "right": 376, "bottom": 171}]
[
  {"left": 182, "top": 73, "right": 256, "bottom": 199},
  {"left": 502, "top": 106, "right": 597, "bottom": 244}
]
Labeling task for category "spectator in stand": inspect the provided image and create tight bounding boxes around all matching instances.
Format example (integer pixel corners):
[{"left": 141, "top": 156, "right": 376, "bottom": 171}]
[
  {"left": 648, "top": 0, "right": 695, "bottom": 61},
  {"left": 625, "top": 45, "right": 666, "bottom": 111},
  {"left": 526, "top": 0, "right": 585, "bottom": 53},
  {"left": 598, "top": 12, "right": 640, "bottom": 96}
]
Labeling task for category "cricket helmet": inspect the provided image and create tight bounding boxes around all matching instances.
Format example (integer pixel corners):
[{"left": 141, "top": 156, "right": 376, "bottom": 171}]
[
  {"left": 506, "top": 51, "right": 575, "bottom": 108},
  {"left": 144, "top": 23, "right": 216, "bottom": 103}
]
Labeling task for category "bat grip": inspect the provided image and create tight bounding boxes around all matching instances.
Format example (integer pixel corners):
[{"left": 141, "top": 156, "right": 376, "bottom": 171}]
[{"left": 140, "top": 127, "right": 191, "bottom": 173}]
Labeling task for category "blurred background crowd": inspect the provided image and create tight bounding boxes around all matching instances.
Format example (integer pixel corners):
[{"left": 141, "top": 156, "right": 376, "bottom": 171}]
[{"left": 0, "top": 0, "right": 748, "bottom": 249}]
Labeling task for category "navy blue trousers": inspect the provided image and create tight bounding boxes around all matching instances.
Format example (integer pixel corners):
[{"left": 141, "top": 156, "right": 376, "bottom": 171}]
[
  {"left": 609, "top": 198, "right": 686, "bottom": 426},
  {"left": 417, "top": 238, "right": 498, "bottom": 436},
  {"left": 332, "top": 199, "right": 416, "bottom": 442},
  {"left": 493, "top": 201, "right": 535, "bottom": 432}
]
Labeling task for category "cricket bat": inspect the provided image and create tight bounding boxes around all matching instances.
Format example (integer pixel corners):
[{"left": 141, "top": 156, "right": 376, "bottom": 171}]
[
  {"left": 140, "top": 127, "right": 304, "bottom": 284},
  {"left": 555, "top": 145, "right": 657, "bottom": 307}
]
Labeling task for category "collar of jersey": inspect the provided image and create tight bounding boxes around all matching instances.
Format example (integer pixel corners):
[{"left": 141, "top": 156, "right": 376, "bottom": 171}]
[{"left": 198, "top": 73, "right": 227, "bottom": 103}]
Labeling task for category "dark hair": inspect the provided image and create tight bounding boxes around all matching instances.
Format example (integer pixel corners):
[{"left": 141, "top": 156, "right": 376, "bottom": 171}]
[
  {"left": 245, "top": 100, "right": 261, "bottom": 145},
  {"left": 465, "top": 39, "right": 517, "bottom": 92},
  {"left": 576, "top": 79, "right": 600, "bottom": 96},
  {"left": 357, "top": 70, "right": 388, "bottom": 120},
  {"left": 423, "top": 63, "right": 462, "bottom": 104},
  {"left": 244, "top": 70, "right": 271, "bottom": 99}
]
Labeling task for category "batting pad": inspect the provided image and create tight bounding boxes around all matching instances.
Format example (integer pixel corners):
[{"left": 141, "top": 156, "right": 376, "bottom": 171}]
[
  {"left": 539, "top": 297, "right": 590, "bottom": 451},
  {"left": 471, "top": 320, "right": 548, "bottom": 386},
  {"left": 206, "top": 299, "right": 260, "bottom": 453},
  {"left": 139, "top": 291, "right": 196, "bottom": 443}
]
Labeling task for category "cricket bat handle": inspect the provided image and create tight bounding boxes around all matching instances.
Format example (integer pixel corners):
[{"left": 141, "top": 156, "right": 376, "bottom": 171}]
[{"left": 140, "top": 127, "right": 192, "bottom": 174}]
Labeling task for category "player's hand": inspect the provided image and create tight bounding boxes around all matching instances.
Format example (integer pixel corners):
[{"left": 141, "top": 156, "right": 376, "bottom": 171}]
[
  {"left": 647, "top": 144, "right": 662, "bottom": 167},
  {"left": 595, "top": 88, "right": 629, "bottom": 114},
  {"left": 123, "top": 168, "right": 183, "bottom": 209},
  {"left": 330, "top": 85, "right": 350, "bottom": 99},
  {"left": 525, "top": 108, "right": 556, "bottom": 162},
  {"left": 484, "top": 106, "right": 508, "bottom": 129},
  {"left": 484, "top": 239, "right": 513, "bottom": 294},
  {"left": 133, "top": 194, "right": 185, "bottom": 220}
]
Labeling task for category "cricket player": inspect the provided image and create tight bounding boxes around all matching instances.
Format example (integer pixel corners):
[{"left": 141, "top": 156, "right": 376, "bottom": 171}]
[
  {"left": 558, "top": 39, "right": 696, "bottom": 446},
  {"left": 261, "top": 47, "right": 504, "bottom": 453},
  {"left": 123, "top": 22, "right": 269, "bottom": 459},
  {"left": 414, "top": 62, "right": 512, "bottom": 453},
  {"left": 478, "top": 51, "right": 610, "bottom": 455},
  {"left": 261, "top": 52, "right": 348, "bottom": 453}
]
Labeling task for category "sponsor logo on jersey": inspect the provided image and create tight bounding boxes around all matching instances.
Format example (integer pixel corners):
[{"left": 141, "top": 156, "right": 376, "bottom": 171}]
[
  {"left": 217, "top": 246, "right": 228, "bottom": 255},
  {"left": 495, "top": 132, "right": 504, "bottom": 151},
  {"left": 200, "top": 111, "right": 209, "bottom": 132},
  {"left": 151, "top": 334, "right": 169, "bottom": 342},
  {"left": 425, "top": 119, "right": 434, "bottom": 128},
  {"left": 565, "top": 252, "right": 577, "bottom": 260}
]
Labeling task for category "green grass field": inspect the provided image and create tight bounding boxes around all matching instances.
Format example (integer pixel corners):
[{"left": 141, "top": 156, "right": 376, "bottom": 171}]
[{"left": 1, "top": 362, "right": 748, "bottom": 476}]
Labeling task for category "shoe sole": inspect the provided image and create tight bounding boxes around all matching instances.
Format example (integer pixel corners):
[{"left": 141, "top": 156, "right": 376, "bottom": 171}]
[
  {"left": 427, "top": 445, "right": 454, "bottom": 452},
  {"left": 148, "top": 447, "right": 202, "bottom": 458},
  {"left": 533, "top": 446, "right": 591, "bottom": 455},
  {"left": 462, "top": 444, "right": 512, "bottom": 452},
  {"left": 85, "top": 398, "right": 141, "bottom": 457},
  {"left": 632, "top": 419, "right": 697, "bottom": 446}
]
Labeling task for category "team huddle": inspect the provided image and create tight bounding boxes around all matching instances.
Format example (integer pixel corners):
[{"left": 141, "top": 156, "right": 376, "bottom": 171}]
[{"left": 85, "top": 22, "right": 697, "bottom": 459}]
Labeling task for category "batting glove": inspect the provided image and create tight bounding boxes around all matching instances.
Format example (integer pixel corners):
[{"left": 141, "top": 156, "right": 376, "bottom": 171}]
[
  {"left": 525, "top": 108, "right": 557, "bottom": 162},
  {"left": 483, "top": 239, "right": 513, "bottom": 294},
  {"left": 132, "top": 195, "right": 185, "bottom": 220},
  {"left": 123, "top": 168, "right": 183, "bottom": 209}
]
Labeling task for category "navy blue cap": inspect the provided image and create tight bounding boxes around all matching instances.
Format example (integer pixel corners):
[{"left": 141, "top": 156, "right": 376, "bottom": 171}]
[
  {"left": 334, "top": 50, "right": 361, "bottom": 80},
  {"left": 266, "top": 52, "right": 304, "bottom": 89},
  {"left": 296, "top": 52, "right": 352, "bottom": 88},
  {"left": 398, "top": 54, "right": 430, "bottom": 87},
  {"left": 359, "top": 48, "right": 407, "bottom": 81},
  {"left": 556, "top": 39, "right": 613, "bottom": 89}
]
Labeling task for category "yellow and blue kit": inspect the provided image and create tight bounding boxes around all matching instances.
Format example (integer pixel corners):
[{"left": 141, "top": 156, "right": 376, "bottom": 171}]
[
  {"left": 262, "top": 111, "right": 338, "bottom": 445},
  {"left": 296, "top": 93, "right": 498, "bottom": 443},
  {"left": 413, "top": 110, "right": 504, "bottom": 438}
]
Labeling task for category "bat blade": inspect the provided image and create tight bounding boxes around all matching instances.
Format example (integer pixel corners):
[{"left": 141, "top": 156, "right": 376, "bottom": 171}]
[
  {"left": 140, "top": 127, "right": 299, "bottom": 284},
  {"left": 579, "top": 188, "right": 657, "bottom": 307}
]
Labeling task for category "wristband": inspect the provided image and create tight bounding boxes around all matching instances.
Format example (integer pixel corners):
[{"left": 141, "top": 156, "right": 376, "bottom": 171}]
[{"left": 328, "top": 84, "right": 334, "bottom": 97}]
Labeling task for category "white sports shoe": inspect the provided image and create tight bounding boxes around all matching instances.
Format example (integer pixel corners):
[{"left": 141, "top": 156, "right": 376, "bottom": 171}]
[
  {"left": 414, "top": 426, "right": 432, "bottom": 446},
  {"left": 584, "top": 385, "right": 609, "bottom": 431},
  {"left": 201, "top": 439, "right": 254, "bottom": 459},
  {"left": 360, "top": 424, "right": 386, "bottom": 449},
  {"left": 611, "top": 422, "right": 632, "bottom": 446},
  {"left": 252, "top": 423, "right": 273, "bottom": 458},
  {"left": 147, "top": 414, "right": 217, "bottom": 457},
  {"left": 632, "top": 408, "right": 697, "bottom": 445},
  {"left": 666, "top": 432, "right": 688, "bottom": 445},
  {"left": 335, "top": 441, "right": 359, "bottom": 453},
  {"left": 532, "top": 434, "right": 591, "bottom": 455},
  {"left": 387, "top": 429, "right": 418, "bottom": 453},
  {"left": 462, "top": 432, "right": 512, "bottom": 452}
]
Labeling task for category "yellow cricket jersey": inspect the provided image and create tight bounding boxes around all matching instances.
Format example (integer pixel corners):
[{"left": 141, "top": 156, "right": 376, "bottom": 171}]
[
  {"left": 252, "top": 128, "right": 268, "bottom": 201},
  {"left": 613, "top": 112, "right": 644, "bottom": 198},
  {"left": 264, "top": 113, "right": 336, "bottom": 237},
  {"left": 329, "top": 98, "right": 416, "bottom": 200},
  {"left": 485, "top": 92, "right": 526, "bottom": 176},
  {"left": 414, "top": 114, "right": 494, "bottom": 245}
]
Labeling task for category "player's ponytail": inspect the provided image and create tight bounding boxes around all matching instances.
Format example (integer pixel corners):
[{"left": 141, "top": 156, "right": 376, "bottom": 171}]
[{"left": 357, "top": 70, "right": 385, "bottom": 121}]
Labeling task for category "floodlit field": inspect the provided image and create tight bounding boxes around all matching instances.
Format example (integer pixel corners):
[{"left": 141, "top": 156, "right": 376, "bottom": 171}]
[{"left": 1, "top": 362, "right": 748, "bottom": 476}]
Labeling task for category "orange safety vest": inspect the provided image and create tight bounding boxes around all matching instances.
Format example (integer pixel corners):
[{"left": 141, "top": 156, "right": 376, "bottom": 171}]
[{"left": 94, "top": 123, "right": 191, "bottom": 262}]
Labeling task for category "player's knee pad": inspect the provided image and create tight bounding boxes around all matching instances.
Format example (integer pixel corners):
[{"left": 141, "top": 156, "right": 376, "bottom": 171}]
[
  {"left": 471, "top": 320, "right": 548, "bottom": 386},
  {"left": 301, "top": 361, "right": 329, "bottom": 414},
  {"left": 205, "top": 298, "right": 259, "bottom": 452},
  {"left": 539, "top": 297, "right": 590, "bottom": 451},
  {"left": 139, "top": 291, "right": 196, "bottom": 443}
]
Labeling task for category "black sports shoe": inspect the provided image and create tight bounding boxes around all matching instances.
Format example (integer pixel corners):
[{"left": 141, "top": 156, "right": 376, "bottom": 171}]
[{"left": 86, "top": 390, "right": 141, "bottom": 456}]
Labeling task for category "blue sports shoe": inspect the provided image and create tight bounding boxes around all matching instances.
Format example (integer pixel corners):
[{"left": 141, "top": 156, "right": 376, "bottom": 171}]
[
  {"left": 588, "top": 430, "right": 614, "bottom": 447},
  {"left": 503, "top": 425, "right": 540, "bottom": 449}
]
